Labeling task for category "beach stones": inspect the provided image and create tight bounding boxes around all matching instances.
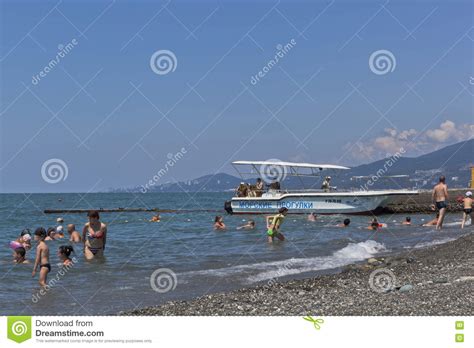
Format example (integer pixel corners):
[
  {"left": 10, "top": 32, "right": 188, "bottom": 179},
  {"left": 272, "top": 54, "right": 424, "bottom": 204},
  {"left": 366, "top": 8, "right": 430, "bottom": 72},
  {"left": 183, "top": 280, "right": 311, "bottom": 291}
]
[
  {"left": 399, "top": 284, "right": 413, "bottom": 293},
  {"left": 433, "top": 278, "right": 448, "bottom": 284}
]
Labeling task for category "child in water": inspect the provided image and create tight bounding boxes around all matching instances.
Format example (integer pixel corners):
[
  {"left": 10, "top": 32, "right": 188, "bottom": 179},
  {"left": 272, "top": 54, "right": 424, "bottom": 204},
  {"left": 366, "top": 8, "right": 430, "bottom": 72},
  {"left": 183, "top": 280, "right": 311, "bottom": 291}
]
[
  {"left": 266, "top": 207, "right": 288, "bottom": 242},
  {"left": 58, "top": 245, "right": 75, "bottom": 266},
  {"left": 32, "top": 227, "right": 50, "bottom": 287},
  {"left": 237, "top": 220, "right": 255, "bottom": 230},
  {"left": 214, "top": 216, "right": 226, "bottom": 230},
  {"left": 461, "top": 191, "right": 473, "bottom": 229},
  {"left": 15, "top": 229, "right": 32, "bottom": 250},
  {"left": 13, "top": 247, "right": 29, "bottom": 264},
  {"left": 45, "top": 227, "right": 57, "bottom": 241}
]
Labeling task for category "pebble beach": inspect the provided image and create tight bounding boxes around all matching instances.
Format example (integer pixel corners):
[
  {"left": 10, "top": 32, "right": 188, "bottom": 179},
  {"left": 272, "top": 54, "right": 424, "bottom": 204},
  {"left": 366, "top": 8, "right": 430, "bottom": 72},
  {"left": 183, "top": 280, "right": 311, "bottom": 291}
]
[{"left": 122, "top": 232, "right": 473, "bottom": 316}]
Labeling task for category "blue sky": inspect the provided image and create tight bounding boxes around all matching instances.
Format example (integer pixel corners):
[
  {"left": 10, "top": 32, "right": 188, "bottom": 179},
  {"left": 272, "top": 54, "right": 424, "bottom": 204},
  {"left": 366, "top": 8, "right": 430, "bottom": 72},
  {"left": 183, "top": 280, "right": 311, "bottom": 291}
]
[{"left": 1, "top": 0, "right": 473, "bottom": 192}]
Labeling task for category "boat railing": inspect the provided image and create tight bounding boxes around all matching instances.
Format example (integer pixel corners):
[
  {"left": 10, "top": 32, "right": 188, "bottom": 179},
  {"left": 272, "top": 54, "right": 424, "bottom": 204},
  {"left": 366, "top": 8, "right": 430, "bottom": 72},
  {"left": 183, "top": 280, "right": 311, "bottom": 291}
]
[{"left": 233, "top": 187, "right": 415, "bottom": 197}]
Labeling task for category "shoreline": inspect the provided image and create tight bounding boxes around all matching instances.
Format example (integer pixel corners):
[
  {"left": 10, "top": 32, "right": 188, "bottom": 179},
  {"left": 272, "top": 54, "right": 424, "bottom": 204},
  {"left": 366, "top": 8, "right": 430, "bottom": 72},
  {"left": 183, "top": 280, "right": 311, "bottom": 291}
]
[{"left": 121, "top": 232, "right": 473, "bottom": 316}]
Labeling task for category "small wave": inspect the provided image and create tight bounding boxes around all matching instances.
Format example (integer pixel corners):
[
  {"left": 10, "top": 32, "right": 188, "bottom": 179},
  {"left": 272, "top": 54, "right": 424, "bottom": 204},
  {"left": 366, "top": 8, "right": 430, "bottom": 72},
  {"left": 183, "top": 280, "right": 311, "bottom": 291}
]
[
  {"left": 405, "top": 237, "right": 457, "bottom": 249},
  {"left": 180, "top": 240, "right": 387, "bottom": 284}
]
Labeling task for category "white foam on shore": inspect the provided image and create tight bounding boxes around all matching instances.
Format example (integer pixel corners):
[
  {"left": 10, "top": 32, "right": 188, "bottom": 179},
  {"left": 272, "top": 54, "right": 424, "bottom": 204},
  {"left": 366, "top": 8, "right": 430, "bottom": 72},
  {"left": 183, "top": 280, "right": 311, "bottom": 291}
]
[
  {"left": 180, "top": 240, "right": 387, "bottom": 284},
  {"left": 405, "top": 237, "right": 457, "bottom": 249}
]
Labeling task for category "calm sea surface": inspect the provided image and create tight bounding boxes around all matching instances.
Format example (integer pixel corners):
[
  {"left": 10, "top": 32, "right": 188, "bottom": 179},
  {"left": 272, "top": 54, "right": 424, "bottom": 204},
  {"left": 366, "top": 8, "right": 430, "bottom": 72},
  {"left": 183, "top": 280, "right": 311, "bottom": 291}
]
[{"left": 0, "top": 192, "right": 469, "bottom": 315}]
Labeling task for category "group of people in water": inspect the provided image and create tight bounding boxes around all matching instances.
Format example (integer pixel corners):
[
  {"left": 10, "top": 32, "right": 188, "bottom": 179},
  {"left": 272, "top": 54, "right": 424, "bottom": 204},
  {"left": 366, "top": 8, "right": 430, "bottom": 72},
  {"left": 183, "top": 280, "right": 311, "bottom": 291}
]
[{"left": 10, "top": 210, "right": 107, "bottom": 287}]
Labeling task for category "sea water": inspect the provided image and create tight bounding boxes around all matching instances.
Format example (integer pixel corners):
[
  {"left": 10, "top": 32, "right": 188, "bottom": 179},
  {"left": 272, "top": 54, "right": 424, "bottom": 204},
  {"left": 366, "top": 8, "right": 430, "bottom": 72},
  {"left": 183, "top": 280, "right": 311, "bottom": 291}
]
[{"left": 0, "top": 192, "right": 469, "bottom": 315}]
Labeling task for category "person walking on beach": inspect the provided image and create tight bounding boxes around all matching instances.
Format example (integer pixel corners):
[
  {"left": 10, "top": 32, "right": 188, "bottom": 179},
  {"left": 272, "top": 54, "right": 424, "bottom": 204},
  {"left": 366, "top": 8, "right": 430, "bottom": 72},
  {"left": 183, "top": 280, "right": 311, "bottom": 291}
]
[
  {"left": 432, "top": 176, "right": 449, "bottom": 230},
  {"left": 461, "top": 191, "right": 473, "bottom": 229},
  {"left": 266, "top": 207, "right": 288, "bottom": 242},
  {"left": 83, "top": 211, "right": 107, "bottom": 260}
]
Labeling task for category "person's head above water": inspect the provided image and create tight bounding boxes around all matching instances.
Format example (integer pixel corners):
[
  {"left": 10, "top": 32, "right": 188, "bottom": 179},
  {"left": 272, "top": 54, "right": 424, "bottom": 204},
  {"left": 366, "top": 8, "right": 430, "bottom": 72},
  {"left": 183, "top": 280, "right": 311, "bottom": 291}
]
[
  {"left": 58, "top": 245, "right": 74, "bottom": 258},
  {"left": 439, "top": 175, "right": 446, "bottom": 183},
  {"left": 34, "top": 227, "right": 47, "bottom": 240},
  {"left": 466, "top": 191, "right": 472, "bottom": 197},
  {"left": 47, "top": 227, "right": 56, "bottom": 237},
  {"left": 278, "top": 207, "right": 289, "bottom": 215},
  {"left": 14, "top": 247, "right": 26, "bottom": 259},
  {"left": 67, "top": 224, "right": 75, "bottom": 233},
  {"left": 87, "top": 210, "right": 100, "bottom": 222},
  {"left": 405, "top": 217, "right": 411, "bottom": 222},
  {"left": 343, "top": 218, "right": 350, "bottom": 226},
  {"left": 214, "top": 215, "right": 223, "bottom": 223}
]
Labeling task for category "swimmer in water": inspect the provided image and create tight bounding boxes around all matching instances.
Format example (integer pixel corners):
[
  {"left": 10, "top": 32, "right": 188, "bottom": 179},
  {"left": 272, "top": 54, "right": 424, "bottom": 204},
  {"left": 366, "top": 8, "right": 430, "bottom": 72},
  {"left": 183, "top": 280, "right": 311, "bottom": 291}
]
[
  {"left": 307, "top": 212, "right": 317, "bottom": 222},
  {"left": 45, "top": 227, "right": 57, "bottom": 241},
  {"left": 56, "top": 225, "right": 65, "bottom": 238},
  {"left": 83, "top": 210, "right": 107, "bottom": 260},
  {"left": 150, "top": 214, "right": 161, "bottom": 222},
  {"left": 461, "top": 191, "right": 473, "bottom": 229},
  {"left": 423, "top": 212, "right": 439, "bottom": 226},
  {"left": 266, "top": 207, "right": 288, "bottom": 242},
  {"left": 402, "top": 217, "right": 411, "bottom": 225},
  {"left": 32, "top": 227, "right": 50, "bottom": 287},
  {"left": 337, "top": 218, "right": 351, "bottom": 227},
  {"left": 58, "top": 245, "right": 75, "bottom": 266},
  {"left": 67, "top": 224, "right": 82, "bottom": 243},
  {"left": 214, "top": 216, "right": 226, "bottom": 230},
  {"left": 367, "top": 218, "right": 385, "bottom": 230},
  {"left": 237, "top": 220, "right": 255, "bottom": 230},
  {"left": 15, "top": 229, "right": 32, "bottom": 250},
  {"left": 13, "top": 247, "right": 29, "bottom": 264}
]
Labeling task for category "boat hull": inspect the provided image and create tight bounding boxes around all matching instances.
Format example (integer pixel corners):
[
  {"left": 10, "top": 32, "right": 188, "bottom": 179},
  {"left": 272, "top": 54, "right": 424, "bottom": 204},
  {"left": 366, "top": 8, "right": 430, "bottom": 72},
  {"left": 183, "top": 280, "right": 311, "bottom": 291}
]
[{"left": 229, "top": 190, "right": 418, "bottom": 214}]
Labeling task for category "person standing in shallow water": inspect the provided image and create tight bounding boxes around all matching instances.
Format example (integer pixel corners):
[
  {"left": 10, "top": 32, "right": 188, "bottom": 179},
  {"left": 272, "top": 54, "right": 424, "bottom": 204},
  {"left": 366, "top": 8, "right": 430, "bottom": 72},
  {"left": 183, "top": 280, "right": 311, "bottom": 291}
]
[
  {"left": 432, "top": 176, "right": 449, "bottom": 230},
  {"left": 83, "top": 211, "right": 107, "bottom": 260}
]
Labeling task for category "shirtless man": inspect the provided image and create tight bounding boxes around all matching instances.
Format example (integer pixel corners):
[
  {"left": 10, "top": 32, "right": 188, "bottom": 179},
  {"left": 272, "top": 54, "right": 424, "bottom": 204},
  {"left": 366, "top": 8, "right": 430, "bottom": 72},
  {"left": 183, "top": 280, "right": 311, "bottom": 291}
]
[
  {"left": 32, "top": 227, "right": 50, "bottom": 286},
  {"left": 83, "top": 211, "right": 107, "bottom": 260},
  {"left": 67, "top": 224, "right": 82, "bottom": 242},
  {"left": 432, "top": 176, "right": 449, "bottom": 230}
]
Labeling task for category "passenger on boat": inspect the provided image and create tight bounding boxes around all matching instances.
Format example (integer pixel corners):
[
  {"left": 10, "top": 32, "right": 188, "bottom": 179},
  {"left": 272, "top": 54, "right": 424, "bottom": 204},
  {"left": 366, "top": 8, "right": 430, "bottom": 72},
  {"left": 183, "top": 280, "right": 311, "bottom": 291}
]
[
  {"left": 321, "top": 176, "right": 331, "bottom": 192},
  {"left": 237, "top": 182, "right": 249, "bottom": 197},
  {"left": 268, "top": 181, "right": 280, "bottom": 191},
  {"left": 255, "top": 178, "right": 264, "bottom": 197}
]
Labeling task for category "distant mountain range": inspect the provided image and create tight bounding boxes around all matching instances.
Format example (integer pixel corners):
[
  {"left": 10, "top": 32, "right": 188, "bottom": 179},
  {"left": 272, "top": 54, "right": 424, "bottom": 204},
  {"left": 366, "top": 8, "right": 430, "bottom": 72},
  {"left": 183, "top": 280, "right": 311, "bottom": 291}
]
[{"left": 111, "top": 139, "right": 473, "bottom": 193}]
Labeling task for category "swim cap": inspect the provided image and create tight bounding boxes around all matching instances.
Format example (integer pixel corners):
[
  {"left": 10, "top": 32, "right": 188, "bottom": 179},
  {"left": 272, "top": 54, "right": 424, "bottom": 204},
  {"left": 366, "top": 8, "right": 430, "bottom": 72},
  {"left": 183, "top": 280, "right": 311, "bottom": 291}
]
[
  {"left": 466, "top": 191, "right": 472, "bottom": 197},
  {"left": 22, "top": 234, "right": 31, "bottom": 241}
]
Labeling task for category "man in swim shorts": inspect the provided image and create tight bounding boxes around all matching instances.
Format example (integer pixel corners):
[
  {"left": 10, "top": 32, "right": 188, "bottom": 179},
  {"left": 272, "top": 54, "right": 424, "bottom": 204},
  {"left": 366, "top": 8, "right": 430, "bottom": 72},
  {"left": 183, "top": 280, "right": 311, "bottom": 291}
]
[
  {"left": 432, "top": 176, "right": 449, "bottom": 230},
  {"left": 461, "top": 191, "right": 472, "bottom": 229}
]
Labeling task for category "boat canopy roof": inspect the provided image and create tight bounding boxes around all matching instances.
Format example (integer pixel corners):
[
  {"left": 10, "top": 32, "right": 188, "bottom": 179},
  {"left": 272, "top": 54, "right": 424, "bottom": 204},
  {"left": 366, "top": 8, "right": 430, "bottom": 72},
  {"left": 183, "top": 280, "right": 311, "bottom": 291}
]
[{"left": 232, "top": 160, "right": 350, "bottom": 171}]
